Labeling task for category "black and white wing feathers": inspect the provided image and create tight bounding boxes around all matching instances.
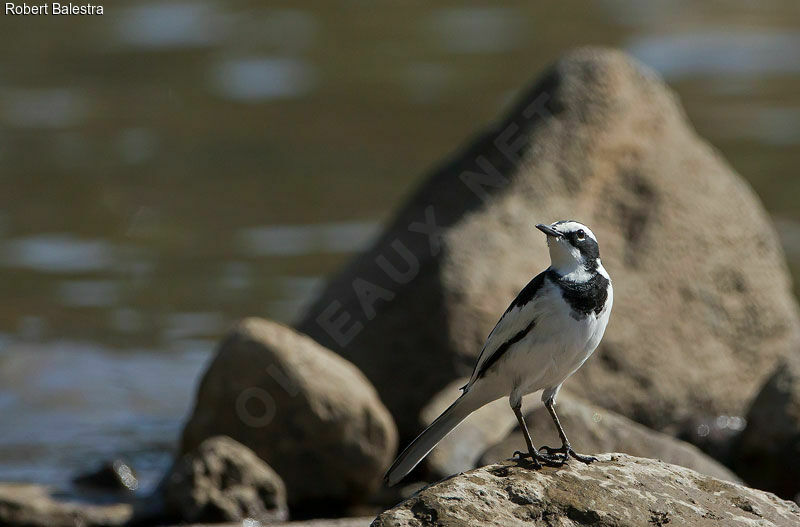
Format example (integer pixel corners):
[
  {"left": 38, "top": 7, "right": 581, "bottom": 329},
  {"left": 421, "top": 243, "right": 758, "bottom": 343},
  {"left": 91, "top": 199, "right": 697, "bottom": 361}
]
[{"left": 464, "top": 271, "right": 548, "bottom": 388}]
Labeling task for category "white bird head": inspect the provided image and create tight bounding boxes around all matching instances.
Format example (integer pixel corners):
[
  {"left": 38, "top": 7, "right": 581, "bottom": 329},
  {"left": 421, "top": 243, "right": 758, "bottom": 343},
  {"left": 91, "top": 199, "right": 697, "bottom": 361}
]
[{"left": 535, "top": 220, "right": 601, "bottom": 281}]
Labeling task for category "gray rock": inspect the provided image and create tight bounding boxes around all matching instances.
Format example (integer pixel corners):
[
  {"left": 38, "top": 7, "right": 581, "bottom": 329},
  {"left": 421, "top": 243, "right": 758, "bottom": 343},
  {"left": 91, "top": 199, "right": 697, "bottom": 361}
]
[
  {"left": 180, "top": 318, "right": 398, "bottom": 505},
  {"left": 480, "top": 392, "right": 741, "bottom": 483},
  {"left": 163, "top": 435, "right": 288, "bottom": 524},
  {"left": 179, "top": 518, "right": 374, "bottom": 527},
  {"left": 0, "top": 483, "right": 131, "bottom": 527},
  {"left": 269, "top": 518, "right": 374, "bottom": 527},
  {"left": 296, "top": 46, "right": 800, "bottom": 441},
  {"left": 372, "top": 454, "right": 800, "bottom": 527},
  {"left": 674, "top": 413, "right": 746, "bottom": 465},
  {"left": 734, "top": 351, "right": 800, "bottom": 500}
]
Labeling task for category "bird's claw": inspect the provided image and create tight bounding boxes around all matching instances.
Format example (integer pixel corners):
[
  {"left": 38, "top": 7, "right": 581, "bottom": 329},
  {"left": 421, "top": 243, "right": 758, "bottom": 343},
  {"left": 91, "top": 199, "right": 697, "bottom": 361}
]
[
  {"left": 512, "top": 449, "right": 563, "bottom": 468},
  {"left": 538, "top": 444, "right": 597, "bottom": 465},
  {"left": 512, "top": 450, "right": 541, "bottom": 468},
  {"left": 570, "top": 451, "right": 598, "bottom": 464}
]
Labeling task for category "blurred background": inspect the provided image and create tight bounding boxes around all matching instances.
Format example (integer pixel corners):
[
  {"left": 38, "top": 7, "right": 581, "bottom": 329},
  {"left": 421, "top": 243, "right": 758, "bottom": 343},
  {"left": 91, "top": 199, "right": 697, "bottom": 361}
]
[{"left": 0, "top": 0, "right": 798, "bottom": 496}]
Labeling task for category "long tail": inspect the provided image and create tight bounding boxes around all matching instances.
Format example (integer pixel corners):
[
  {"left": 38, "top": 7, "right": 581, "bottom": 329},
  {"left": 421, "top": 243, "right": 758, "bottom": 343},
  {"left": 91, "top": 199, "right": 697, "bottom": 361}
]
[{"left": 384, "top": 388, "right": 487, "bottom": 486}]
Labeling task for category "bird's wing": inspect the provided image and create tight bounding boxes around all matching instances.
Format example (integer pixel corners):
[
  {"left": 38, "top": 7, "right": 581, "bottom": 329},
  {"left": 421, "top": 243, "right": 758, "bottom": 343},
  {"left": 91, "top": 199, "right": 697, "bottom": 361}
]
[{"left": 465, "top": 270, "right": 549, "bottom": 388}]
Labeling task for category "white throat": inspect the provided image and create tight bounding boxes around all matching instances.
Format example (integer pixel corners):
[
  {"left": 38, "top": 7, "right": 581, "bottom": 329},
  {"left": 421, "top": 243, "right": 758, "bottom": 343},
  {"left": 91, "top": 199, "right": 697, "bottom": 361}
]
[{"left": 548, "top": 238, "right": 594, "bottom": 282}]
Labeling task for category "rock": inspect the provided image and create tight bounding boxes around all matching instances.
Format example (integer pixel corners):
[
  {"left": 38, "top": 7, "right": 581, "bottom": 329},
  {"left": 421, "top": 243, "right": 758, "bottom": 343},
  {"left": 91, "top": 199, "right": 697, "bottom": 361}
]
[
  {"left": 189, "top": 518, "right": 375, "bottom": 527},
  {"left": 73, "top": 459, "right": 138, "bottom": 492},
  {"left": 479, "top": 392, "right": 741, "bottom": 483},
  {"left": 274, "top": 519, "right": 374, "bottom": 527},
  {"left": 674, "top": 413, "right": 747, "bottom": 464},
  {"left": 163, "top": 435, "right": 288, "bottom": 524},
  {"left": 0, "top": 483, "right": 131, "bottom": 527},
  {"left": 372, "top": 454, "right": 800, "bottom": 527},
  {"left": 733, "top": 351, "right": 800, "bottom": 500},
  {"left": 180, "top": 318, "right": 398, "bottom": 506},
  {"left": 296, "top": 47, "right": 800, "bottom": 440}
]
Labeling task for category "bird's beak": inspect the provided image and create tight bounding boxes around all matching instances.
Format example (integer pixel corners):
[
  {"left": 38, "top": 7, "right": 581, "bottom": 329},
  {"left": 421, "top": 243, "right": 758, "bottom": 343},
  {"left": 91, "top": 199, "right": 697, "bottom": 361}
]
[{"left": 536, "top": 224, "right": 563, "bottom": 238}]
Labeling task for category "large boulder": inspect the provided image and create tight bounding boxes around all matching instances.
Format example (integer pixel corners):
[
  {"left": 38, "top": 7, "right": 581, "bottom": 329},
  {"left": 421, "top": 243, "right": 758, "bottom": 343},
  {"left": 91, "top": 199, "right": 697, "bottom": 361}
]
[
  {"left": 163, "top": 435, "right": 288, "bottom": 523},
  {"left": 372, "top": 454, "right": 800, "bottom": 527},
  {"left": 297, "top": 47, "right": 800, "bottom": 440},
  {"left": 480, "top": 392, "right": 741, "bottom": 483},
  {"left": 733, "top": 351, "right": 800, "bottom": 500},
  {"left": 180, "top": 318, "right": 398, "bottom": 505}
]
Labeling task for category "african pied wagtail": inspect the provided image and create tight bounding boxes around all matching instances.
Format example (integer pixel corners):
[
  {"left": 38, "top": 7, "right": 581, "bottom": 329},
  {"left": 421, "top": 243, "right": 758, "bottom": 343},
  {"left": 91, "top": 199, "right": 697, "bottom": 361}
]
[{"left": 385, "top": 221, "right": 613, "bottom": 485}]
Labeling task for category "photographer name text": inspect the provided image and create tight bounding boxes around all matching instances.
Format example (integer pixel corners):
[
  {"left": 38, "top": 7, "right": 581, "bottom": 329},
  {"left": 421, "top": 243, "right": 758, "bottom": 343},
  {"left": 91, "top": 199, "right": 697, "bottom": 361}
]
[{"left": 5, "top": 2, "right": 103, "bottom": 15}]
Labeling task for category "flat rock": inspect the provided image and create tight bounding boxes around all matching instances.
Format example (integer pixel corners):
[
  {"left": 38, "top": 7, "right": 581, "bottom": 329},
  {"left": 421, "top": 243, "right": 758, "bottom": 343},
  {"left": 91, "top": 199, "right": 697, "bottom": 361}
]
[
  {"left": 176, "top": 517, "right": 374, "bottom": 527},
  {"left": 0, "top": 483, "right": 131, "bottom": 527},
  {"left": 163, "top": 435, "right": 288, "bottom": 523},
  {"left": 372, "top": 454, "right": 800, "bottom": 527},
  {"left": 734, "top": 350, "right": 800, "bottom": 500},
  {"left": 296, "top": 47, "right": 800, "bottom": 441},
  {"left": 180, "top": 318, "right": 398, "bottom": 506},
  {"left": 265, "top": 518, "right": 374, "bottom": 527},
  {"left": 480, "top": 392, "right": 741, "bottom": 483}
]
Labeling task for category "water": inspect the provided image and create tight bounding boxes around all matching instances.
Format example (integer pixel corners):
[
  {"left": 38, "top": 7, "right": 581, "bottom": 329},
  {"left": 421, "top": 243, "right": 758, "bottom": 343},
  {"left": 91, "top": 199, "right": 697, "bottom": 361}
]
[
  {"left": 1, "top": 0, "right": 799, "bottom": 496},
  {"left": 0, "top": 340, "right": 211, "bottom": 493}
]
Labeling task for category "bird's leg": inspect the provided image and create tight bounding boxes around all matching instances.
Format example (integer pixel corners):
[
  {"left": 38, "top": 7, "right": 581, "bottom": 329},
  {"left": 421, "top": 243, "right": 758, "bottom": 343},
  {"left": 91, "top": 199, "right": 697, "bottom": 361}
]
[
  {"left": 538, "top": 398, "right": 597, "bottom": 464},
  {"left": 510, "top": 402, "right": 563, "bottom": 468}
]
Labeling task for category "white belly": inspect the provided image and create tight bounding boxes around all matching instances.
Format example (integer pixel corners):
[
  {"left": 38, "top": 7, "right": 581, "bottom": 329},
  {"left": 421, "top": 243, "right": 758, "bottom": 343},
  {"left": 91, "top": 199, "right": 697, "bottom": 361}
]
[{"left": 484, "top": 279, "right": 613, "bottom": 398}]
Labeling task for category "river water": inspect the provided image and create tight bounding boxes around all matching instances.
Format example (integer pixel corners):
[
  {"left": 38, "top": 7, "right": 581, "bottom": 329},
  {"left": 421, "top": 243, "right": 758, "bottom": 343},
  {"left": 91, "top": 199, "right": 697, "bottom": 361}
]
[{"left": 1, "top": 1, "right": 799, "bottom": 494}]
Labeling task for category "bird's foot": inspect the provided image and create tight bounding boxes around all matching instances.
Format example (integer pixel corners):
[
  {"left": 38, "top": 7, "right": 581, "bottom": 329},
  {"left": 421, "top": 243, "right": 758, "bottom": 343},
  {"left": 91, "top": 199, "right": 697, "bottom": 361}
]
[
  {"left": 538, "top": 444, "right": 597, "bottom": 465},
  {"left": 512, "top": 449, "right": 563, "bottom": 468}
]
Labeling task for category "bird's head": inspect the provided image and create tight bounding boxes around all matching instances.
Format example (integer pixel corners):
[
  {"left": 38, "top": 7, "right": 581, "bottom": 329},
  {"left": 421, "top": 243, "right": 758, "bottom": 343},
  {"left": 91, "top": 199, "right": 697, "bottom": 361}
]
[{"left": 535, "top": 220, "right": 601, "bottom": 280}]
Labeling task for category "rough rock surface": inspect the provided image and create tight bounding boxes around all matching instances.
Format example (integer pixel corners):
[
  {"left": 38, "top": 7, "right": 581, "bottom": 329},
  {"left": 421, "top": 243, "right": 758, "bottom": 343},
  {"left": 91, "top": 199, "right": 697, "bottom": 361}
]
[
  {"left": 372, "top": 454, "right": 800, "bottom": 527},
  {"left": 270, "top": 519, "right": 374, "bottom": 527},
  {"left": 297, "top": 47, "right": 800, "bottom": 440},
  {"left": 480, "top": 393, "right": 741, "bottom": 483},
  {"left": 180, "top": 518, "right": 374, "bottom": 527},
  {"left": 163, "top": 435, "right": 288, "bottom": 523},
  {"left": 0, "top": 483, "right": 131, "bottom": 527},
  {"left": 180, "top": 318, "right": 397, "bottom": 505},
  {"left": 734, "top": 351, "right": 800, "bottom": 500}
]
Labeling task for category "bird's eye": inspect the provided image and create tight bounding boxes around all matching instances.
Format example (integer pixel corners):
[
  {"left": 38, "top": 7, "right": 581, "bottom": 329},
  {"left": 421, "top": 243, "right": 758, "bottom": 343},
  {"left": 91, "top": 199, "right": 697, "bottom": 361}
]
[{"left": 576, "top": 230, "right": 585, "bottom": 241}]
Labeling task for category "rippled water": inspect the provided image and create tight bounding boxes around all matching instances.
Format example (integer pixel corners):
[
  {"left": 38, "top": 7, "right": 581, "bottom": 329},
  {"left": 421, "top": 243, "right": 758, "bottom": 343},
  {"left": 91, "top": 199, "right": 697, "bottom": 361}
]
[{"left": 1, "top": 1, "right": 799, "bottom": 494}]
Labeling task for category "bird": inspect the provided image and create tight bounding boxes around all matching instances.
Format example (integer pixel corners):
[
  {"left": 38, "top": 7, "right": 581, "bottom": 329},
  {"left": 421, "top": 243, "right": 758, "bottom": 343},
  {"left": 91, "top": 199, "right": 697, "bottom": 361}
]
[{"left": 384, "top": 220, "right": 613, "bottom": 486}]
